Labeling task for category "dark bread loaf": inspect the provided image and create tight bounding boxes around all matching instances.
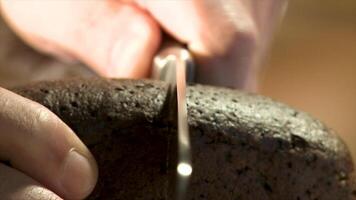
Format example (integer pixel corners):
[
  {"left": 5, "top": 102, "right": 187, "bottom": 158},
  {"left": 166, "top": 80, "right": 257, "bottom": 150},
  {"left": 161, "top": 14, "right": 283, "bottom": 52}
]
[{"left": 13, "top": 78, "right": 356, "bottom": 200}]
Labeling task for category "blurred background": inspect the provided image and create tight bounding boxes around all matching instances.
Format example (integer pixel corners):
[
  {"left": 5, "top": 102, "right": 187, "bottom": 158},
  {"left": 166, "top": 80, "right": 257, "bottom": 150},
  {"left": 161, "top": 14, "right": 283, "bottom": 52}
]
[
  {"left": 260, "top": 0, "right": 356, "bottom": 160},
  {"left": 0, "top": 1, "right": 355, "bottom": 159}
]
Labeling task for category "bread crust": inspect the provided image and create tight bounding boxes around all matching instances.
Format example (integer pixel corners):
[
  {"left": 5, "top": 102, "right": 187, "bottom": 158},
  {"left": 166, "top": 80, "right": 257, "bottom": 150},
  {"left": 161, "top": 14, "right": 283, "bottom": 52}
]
[{"left": 13, "top": 78, "right": 356, "bottom": 200}]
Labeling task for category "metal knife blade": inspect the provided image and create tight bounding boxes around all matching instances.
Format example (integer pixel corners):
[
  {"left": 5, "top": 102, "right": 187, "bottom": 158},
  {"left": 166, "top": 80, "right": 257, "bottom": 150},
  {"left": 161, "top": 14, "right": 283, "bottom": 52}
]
[{"left": 152, "top": 43, "right": 194, "bottom": 200}]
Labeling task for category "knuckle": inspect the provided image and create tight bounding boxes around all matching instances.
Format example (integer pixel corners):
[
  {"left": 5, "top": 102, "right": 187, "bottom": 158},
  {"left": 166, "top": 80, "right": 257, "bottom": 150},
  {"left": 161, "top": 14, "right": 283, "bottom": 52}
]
[
  {"left": 0, "top": 88, "right": 12, "bottom": 108},
  {"left": 26, "top": 186, "right": 62, "bottom": 200},
  {"left": 197, "top": 12, "right": 259, "bottom": 58},
  {"left": 31, "top": 105, "right": 59, "bottom": 133}
]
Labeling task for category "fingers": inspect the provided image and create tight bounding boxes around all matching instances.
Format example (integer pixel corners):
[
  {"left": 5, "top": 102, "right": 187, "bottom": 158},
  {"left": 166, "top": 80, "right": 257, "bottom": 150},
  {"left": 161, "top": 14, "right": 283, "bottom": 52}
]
[
  {"left": 0, "top": 0, "right": 161, "bottom": 79},
  {"left": 83, "top": 3, "right": 161, "bottom": 78},
  {"left": 138, "top": 0, "right": 259, "bottom": 89},
  {"left": 0, "top": 88, "right": 98, "bottom": 199},
  {"left": 0, "top": 0, "right": 284, "bottom": 88},
  {"left": 0, "top": 163, "right": 62, "bottom": 200}
]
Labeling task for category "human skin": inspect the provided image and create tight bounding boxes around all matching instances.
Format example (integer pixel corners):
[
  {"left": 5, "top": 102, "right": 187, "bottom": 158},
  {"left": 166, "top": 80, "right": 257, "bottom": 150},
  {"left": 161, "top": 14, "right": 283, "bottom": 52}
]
[
  {"left": 0, "top": 0, "right": 287, "bottom": 89},
  {"left": 0, "top": 87, "right": 98, "bottom": 200},
  {"left": 0, "top": 0, "right": 286, "bottom": 199}
]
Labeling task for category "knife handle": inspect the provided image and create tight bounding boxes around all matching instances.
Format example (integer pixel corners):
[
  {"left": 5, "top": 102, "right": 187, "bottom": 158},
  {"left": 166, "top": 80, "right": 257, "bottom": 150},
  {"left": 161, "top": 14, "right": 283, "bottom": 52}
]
[{"left": 151, "top": 41, "right": 195, "bottom": 84}]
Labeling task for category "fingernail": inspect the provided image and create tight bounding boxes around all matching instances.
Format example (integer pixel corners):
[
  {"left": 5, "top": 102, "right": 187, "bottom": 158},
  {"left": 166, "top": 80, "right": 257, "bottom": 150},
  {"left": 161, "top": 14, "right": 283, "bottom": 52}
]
[
  {"left": 109, "top": 25, "right": 147, "bottom": 78},
  {"left": 60, "top": 149, "right": 97, "bottom": 199}
]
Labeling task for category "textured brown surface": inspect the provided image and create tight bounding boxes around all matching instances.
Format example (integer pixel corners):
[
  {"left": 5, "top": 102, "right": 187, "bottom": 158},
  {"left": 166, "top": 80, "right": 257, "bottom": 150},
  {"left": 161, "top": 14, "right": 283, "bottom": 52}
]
[{"left": 13, "top": 78, "right": 356, "bottom": 200}]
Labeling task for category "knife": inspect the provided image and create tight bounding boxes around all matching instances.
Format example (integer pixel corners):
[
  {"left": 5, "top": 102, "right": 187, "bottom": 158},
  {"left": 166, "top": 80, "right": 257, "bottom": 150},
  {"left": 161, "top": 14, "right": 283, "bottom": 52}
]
[{"left": 152, "top": 42, "right": 194, "bottom": 200}]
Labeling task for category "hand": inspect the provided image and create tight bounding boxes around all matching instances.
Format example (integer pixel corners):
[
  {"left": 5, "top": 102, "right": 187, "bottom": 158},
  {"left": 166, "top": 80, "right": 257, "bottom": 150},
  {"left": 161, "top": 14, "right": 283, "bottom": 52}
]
[
  {"left": 0, "top": 0, "right": 286, "bottom": 89},
  {"left": 0, "top": 87, "right": 97, "bottom": 199}
]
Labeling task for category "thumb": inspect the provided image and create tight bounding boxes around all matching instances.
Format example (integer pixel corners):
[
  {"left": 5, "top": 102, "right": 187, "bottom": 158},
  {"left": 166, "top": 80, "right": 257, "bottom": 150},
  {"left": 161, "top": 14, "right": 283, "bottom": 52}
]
[
  {"left": 0, "top": 0, "right": 161, "bottom": 78},
  {"left": 0, "top": 87, "right": 98, "bottom": 199}
]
